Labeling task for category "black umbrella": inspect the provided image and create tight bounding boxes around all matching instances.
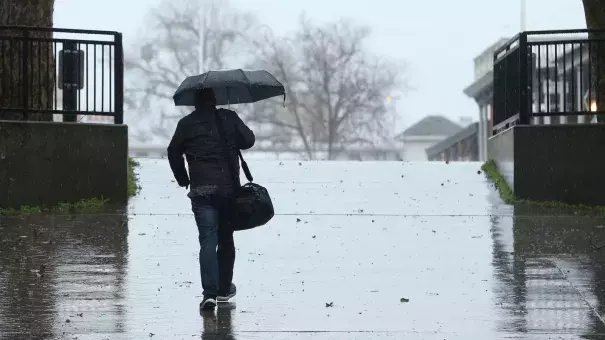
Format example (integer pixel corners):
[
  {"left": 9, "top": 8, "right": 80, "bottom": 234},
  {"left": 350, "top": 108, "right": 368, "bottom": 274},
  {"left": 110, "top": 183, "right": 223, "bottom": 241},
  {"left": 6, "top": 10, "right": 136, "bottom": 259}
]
[{"left": 173, "top": 69, "right": 285, "bottom": 106}]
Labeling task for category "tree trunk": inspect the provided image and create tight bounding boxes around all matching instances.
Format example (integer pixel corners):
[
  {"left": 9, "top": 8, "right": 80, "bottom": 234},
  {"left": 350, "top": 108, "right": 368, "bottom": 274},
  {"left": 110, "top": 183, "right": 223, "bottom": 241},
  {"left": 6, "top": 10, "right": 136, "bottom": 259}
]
[
  {"left": 582, "top": 0, "right": 605, "bottom": 123},
  {"left": 0, "top": 0, "right": 55, "bottom": 121}
]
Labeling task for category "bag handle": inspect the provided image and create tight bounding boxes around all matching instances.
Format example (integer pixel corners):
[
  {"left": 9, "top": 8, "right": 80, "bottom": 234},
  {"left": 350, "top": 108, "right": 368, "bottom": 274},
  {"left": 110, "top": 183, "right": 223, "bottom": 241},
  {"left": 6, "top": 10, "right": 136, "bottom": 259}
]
[
  {"left": 214, "top": 109, "right": 254, "bottom": 187},
  {"left": 238, "top": 150, "right": 253, "bottom": 182}
]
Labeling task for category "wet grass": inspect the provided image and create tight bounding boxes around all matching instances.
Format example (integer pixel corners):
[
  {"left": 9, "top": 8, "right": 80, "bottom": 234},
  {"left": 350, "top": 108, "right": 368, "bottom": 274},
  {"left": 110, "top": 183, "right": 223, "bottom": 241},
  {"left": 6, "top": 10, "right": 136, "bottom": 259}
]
[
  {"left": 128, "top": 158, "right": 141, "bottom": 198},
  {"left": 481, "top": 160, "right": 515, "bottom": 204},
  {"left": 482, "top": 159, "right": 605, "bottom": 214},
  {"left": 0, "top": 158, "right": 141, "bottom": 216},
  {"left": 0, "top": 197, "right": 108, "bottom": 216}
]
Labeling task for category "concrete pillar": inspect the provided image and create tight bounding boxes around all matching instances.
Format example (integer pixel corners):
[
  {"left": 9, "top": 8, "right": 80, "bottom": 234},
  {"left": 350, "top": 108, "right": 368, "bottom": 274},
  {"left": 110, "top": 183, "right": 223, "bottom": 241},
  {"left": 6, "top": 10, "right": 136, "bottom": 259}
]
[
  {"left": 477, "top": 102, "right": 485, "bottom": 162},
  {"left": 479, "top": 103, "right": 489, "bottom": 161},
  {"left": 483, "top": 104, "right": 488, "bottom": 161}
]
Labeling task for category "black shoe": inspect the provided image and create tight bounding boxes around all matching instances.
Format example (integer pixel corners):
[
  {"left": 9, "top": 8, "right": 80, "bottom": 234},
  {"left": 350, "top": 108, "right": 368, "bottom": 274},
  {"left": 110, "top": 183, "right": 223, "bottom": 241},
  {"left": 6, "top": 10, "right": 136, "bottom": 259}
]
[
  {"left": 217, "top": 283, "right": 236, "bottom": 302},
  {"left": 200, "top": 295, "right": 217, "bottom": 310}
]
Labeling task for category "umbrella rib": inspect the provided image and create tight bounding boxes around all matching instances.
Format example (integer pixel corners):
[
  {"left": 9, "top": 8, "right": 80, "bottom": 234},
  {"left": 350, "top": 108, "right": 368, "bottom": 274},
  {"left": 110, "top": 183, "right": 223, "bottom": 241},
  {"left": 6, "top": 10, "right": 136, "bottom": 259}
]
[
  {"left": 265, "top": 71, "right": 285, "bottom": 89},
  {"left": 239, "top": 68, "right": 250, "bottom": 85},
  {"left": 263, "top": 71, "right": 286, "bottom": 105},
  {"left": 200, "top": 71, "right": 211, "bottom": 89},
  {"left": 237, "top": 69, "right": 251, "bottom": 105}
]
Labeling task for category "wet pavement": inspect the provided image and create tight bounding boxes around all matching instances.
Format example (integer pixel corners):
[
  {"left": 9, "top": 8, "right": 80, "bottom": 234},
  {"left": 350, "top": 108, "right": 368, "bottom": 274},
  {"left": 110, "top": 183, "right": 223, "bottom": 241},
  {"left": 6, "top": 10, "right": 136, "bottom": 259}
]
[{"left": 3, "top": 159, "right": 605, "bottom": 339}]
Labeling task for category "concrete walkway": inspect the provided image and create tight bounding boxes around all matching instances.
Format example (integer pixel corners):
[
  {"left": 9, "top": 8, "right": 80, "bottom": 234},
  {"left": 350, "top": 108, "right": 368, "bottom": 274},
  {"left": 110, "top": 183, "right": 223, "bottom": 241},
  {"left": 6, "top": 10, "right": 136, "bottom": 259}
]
[{"left": 2, "top": 159, "right": 605, "bottom": 339}]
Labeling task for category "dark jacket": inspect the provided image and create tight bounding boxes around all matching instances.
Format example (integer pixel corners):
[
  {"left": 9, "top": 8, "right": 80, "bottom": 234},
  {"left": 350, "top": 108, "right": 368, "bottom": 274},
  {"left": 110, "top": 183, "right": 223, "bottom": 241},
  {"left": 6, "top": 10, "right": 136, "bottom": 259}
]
[{"left": 167, "top": 107, "right": 255, "bottom": 193}]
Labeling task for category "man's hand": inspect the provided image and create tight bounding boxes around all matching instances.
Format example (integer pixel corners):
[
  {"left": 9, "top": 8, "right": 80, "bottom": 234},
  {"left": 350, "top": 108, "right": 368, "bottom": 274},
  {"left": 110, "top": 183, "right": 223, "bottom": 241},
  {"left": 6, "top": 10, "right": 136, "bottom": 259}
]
[{"left": 178, "top": 179, "right": 190, "bottom": 190}]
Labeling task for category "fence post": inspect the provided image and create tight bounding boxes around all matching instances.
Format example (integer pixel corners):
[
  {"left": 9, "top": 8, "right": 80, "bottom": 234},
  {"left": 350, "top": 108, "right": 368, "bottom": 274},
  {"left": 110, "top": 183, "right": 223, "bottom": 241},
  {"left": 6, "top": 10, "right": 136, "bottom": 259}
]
[
  {"left": 61, "top": 41, "right": 78, "bottom": 122},
  {"left": 114, "top": 33, "right": 124, "bottom": 125},
  {"left": 492, "top": 50, "right": 500, "bottom": 135},
  {"left": 21, "top": 29, "right": 29, "bottom": 119},
  {"left": 518, "top": 32, "right": 530, "bottom": 125}
]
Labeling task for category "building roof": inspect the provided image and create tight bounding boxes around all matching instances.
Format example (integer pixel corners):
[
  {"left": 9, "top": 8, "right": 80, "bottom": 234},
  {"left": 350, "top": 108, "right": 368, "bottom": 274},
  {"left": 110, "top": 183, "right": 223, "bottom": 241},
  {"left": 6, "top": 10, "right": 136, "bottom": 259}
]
[
  {"left": 463, "top": 70, "right": 493, "bottom": 101},
  {"left": 396, "top": 115, "right": 462, "bottom": 140},
  {"left": 425, "top": 122, "right": 479, "bottom": 158},
  {"left": 474, "top": 37, "right": 510, "bottom": 62}
]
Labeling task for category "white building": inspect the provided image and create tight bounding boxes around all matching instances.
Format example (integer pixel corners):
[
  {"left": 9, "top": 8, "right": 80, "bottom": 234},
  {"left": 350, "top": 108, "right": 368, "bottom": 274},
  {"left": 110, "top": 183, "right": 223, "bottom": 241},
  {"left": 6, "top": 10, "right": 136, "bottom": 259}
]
[
  {"left": 394, "top": 115, "right": 463, "bottom": 161},
  {"left": 463, "top": 38, "right": 510, "bottom": 161}
]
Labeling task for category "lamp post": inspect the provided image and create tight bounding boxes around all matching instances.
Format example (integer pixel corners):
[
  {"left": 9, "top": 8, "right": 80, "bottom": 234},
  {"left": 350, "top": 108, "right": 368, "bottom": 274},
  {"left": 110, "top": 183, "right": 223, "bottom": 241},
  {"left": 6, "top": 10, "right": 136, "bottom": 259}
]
[
  {"left": 520, "top": 0, "right": 527, "bottom": 31},
  {"left": 198, "top": 2, "right": 205, "bottom": 74},
  {"left": 259, "top": 24, "right": 275, "bottom": 36},
  {"left": 386, "top": 95, "right": 398, "bottom": 137}
]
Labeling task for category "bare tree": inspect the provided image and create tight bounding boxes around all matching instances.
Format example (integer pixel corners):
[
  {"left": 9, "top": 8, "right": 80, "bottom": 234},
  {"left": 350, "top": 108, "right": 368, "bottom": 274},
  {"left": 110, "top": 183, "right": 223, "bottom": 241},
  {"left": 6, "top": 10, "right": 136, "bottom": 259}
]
[
  {"left": 250, "top": 17, "right": 406, "bottom": 160},
  {"left": 0, "top": 0, "right": 55, "bottom": 121},
  {"left": 125, "top": 0, "right": 256, "bottom": 142}
]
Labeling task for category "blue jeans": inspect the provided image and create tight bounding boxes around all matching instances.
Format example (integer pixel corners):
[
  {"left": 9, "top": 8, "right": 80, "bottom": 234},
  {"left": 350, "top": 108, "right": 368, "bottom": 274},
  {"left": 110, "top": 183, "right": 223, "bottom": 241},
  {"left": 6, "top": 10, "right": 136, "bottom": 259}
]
[{"left": 191, "top": 196, "right": 235, "bottom": 297}]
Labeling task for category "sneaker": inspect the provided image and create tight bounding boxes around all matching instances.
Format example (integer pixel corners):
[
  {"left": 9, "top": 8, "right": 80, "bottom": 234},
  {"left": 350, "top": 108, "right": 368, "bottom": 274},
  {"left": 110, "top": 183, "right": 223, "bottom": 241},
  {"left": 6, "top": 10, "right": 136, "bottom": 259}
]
[
  {"left": 217, "top": 283, "right": 236, "bottom": 302},
  {"left": 200, "top": 295, "right": 217, "bottom": 310}
]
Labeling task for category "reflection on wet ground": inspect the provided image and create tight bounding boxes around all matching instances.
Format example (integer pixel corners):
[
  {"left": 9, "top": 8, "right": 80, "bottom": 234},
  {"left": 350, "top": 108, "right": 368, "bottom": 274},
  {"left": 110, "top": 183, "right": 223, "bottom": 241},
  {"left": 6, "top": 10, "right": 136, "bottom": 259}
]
[
  {"left": 0, "top": 214, "right": 128, "bottom": 339},
  {"left": 3, "top": 159, "right": 605, "bottom": 338}
]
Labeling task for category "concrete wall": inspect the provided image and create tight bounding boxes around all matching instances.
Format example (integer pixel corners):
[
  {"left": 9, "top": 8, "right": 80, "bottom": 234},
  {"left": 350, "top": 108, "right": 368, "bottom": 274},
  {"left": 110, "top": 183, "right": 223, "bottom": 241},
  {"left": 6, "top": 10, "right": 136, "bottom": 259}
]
[
  {"left": 0, "top": 120, "right": 128, "bottom": 209},
  {"left": 403, "top": 141, "right": 432, "bottom": 161},
  {"left": 487, "top": 126, "right": 515, "bottom": 190},
  {"left": 487, "top": 124, "right": 605, "bottom": 206},
  {"left": 402, "top": 139, "right": 445, "bottom": 161}
]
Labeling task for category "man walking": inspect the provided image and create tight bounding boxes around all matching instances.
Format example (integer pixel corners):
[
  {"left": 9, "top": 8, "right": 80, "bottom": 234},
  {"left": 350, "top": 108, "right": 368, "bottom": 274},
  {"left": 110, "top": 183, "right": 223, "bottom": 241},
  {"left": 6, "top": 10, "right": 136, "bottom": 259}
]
[{"left": 167, "top": 89, "right": 255, "bottom": 310}]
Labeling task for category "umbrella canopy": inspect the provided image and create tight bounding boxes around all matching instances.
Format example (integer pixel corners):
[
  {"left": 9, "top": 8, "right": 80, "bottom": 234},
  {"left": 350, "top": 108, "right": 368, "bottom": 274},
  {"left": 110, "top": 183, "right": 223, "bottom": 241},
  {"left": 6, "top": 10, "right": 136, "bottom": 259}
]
[{"left": 173, "top": 69, "right": 285, "bottom": 106}]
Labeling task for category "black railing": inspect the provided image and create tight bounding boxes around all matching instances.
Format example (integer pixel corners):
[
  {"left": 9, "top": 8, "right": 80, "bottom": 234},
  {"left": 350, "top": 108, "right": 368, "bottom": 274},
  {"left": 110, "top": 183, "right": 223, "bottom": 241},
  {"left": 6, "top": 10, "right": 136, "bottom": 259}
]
[
  {"left": 0, "top": 26, "right": 123, "bottom": 124},
  {"left": 492, "top": 29, "right": 605, "bottom": 134},
  {"left": 426, "top": 123, "right": 479, "bottom": 162}
]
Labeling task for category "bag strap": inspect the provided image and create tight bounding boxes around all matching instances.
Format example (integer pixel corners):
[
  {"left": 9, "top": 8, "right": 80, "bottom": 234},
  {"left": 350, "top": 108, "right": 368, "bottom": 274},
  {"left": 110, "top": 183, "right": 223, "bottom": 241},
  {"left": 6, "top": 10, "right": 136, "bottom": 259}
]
[{"left": 214, "top": 109, "right": 254, "bottom": 187}]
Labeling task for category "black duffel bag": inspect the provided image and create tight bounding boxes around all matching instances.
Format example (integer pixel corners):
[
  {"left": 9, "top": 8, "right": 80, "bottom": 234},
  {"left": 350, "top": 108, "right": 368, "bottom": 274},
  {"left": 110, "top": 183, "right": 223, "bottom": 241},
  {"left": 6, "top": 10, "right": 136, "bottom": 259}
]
[{"left": 214, "top": 109, "right": 274, "bottom": 231}]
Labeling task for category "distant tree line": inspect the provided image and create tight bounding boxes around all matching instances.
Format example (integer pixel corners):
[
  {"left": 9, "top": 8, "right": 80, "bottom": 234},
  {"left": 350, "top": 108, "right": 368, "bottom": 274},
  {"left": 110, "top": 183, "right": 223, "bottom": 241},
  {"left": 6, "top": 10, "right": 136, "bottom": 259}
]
[
  {"left": 125, "top": 0, "right": 407, "bottom": 160},
  {"left": 3, "top": 0, "right": 605, "bottom": 148}
]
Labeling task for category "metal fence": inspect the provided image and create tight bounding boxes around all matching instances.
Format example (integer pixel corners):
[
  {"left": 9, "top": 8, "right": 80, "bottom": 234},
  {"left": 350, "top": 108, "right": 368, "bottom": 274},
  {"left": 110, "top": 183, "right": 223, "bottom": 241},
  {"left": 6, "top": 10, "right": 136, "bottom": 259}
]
[
  {"left": 426, "top": 122, "right": 479, "bottom": 162},
  {"left": 0, "top": 26, "right": 123, "bottom": 124},
  {"left": 492, "top": 29, "right": 605, "bottom": 134}
]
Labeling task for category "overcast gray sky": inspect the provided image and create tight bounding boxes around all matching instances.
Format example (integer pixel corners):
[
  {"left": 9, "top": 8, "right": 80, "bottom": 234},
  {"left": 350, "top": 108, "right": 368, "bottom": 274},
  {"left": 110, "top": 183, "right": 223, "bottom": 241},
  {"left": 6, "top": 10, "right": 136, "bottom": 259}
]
[{"left": 54, "top": 0, "right": 587, "bottom": 133}]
